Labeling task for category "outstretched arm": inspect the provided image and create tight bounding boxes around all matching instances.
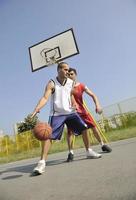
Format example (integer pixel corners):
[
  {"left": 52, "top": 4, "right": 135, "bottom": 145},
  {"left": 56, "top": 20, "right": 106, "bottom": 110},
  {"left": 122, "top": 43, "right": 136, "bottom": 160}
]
[
  {"left": 31, "top": 80, "right": 54, "bottom": 117},
  {"left": 84, "top": 86, "right": 103, "bottom": 114}
]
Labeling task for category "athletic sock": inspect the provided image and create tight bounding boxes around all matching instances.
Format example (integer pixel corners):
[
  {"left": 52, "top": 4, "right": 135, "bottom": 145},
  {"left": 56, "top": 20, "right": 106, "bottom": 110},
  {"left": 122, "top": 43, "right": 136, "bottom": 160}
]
[
  {"left": 70, "top": 150, "right": 74, "bottom": 154},
  {"left": 87, "top": 148, "right": 93, "bottom": 152},
  {"left": 39, "top": 159, "right": 46, "bottom": 164},
  {"left": 101, "top": 142, "right": 104, "bottom": 146}
]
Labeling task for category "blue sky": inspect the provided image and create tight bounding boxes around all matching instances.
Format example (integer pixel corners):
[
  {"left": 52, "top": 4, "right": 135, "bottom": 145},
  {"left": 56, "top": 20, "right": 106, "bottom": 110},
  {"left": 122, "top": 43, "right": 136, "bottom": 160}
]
[{"left": 0, "top": 0, "right": 136, "bottom": 135}]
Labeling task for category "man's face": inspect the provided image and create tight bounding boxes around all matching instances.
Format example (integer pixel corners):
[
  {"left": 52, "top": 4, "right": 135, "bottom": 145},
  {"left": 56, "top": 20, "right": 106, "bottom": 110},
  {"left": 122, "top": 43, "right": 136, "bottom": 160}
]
[
  {"left": 68, "top": 70, "right": 76, "bottom": 81},
  {"left": 58, "top": 64, "right": 69, "bottom": 78}
]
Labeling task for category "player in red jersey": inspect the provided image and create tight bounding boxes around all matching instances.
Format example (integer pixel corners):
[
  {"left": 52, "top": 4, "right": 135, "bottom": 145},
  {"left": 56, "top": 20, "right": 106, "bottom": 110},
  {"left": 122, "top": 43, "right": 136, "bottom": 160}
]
[{"left": 66, "top": 67, "right": 112, "bottom": 162}]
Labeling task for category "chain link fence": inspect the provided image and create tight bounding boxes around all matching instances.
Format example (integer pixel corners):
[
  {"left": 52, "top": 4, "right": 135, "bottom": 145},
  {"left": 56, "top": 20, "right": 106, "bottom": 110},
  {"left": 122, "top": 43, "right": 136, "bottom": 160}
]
[{"left": 93, "top": 97, "right": 136, "bottom": 132}]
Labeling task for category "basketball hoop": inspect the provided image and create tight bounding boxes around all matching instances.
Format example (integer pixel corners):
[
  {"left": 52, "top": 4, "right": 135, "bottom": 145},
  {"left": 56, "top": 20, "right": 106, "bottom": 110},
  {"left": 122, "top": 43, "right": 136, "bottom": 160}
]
[
  {"left": 29, "top": 28, "right": 79, "bottom": 72},
  {"left": 40, "top": 48, "right": 57, "bottom": 65}
]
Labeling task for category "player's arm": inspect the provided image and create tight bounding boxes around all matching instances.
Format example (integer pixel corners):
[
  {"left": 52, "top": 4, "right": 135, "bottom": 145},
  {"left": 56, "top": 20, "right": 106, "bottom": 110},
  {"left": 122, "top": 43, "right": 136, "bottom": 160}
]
[
  {"left": 84, "top": 86, "right": 103, "bottom": 114},
  {"left": 31, "top": 80, "right": 54, "bottom": 117},
  {"left": 70, "top": 88, "right": 77, "bottom": 111},
  {"left": 71, "top": 94, "right": 77, "bottom": 110}
]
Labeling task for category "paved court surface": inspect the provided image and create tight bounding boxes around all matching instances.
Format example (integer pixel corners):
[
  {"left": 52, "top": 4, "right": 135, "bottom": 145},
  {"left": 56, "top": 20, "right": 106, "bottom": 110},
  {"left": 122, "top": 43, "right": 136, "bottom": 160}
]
[{"left": 0, "top": 138, "right": 136, "bottom": 200}]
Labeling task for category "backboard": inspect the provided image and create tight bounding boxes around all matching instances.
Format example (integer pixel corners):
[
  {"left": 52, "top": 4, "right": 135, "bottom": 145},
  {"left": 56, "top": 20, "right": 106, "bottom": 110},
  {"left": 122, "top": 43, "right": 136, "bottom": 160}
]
[{"left": 29, "top": 28, "right": 80, "bottom": 72}]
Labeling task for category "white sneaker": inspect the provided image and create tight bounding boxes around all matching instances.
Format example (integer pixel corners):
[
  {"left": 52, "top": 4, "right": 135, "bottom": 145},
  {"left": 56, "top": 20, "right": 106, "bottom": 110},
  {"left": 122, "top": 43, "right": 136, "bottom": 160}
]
[
  {"left": 86, "top": 149, "right": 102, "bottom": 159},
  {"left": 33, "top": 160, "right": 46, "bottom": 175}
]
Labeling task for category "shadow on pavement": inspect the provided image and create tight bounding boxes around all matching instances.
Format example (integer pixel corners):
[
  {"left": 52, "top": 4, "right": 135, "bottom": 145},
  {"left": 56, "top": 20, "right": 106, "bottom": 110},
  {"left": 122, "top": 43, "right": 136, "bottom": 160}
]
[
  {"left": 0, "top": 157, "right": 68, "bottom": 177},
  {"left": 2, "top": 174, "right": 23, "bottom": 180},
  {"left": 0, "top": 153, "right": 99, "bottom": 179}
]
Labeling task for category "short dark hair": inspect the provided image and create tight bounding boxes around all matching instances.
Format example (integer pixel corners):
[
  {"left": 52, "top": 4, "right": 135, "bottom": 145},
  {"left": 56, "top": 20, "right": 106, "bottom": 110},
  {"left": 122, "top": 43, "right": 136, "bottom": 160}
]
[
  {"left": 69, "top": 67, "right": 77, "bottom": 75},
  {"left": 57, "top": 62, "right": 68, "bottom": 71}
]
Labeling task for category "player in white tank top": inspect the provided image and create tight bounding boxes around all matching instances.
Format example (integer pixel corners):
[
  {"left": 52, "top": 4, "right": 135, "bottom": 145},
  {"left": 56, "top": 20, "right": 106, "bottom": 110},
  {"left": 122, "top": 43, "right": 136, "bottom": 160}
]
[
  {"left": 50, "top": 77, "right": 75, "bottom": 116},
  {"left": 31, "top": 62, "right": 102, "bottom": 175}
]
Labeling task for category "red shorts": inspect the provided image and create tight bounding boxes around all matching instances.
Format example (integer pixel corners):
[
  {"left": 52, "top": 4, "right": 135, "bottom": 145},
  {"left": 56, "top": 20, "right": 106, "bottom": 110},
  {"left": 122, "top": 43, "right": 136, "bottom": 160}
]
[{"left": 78, "top": 112, "right": 96, "bottom": 128}]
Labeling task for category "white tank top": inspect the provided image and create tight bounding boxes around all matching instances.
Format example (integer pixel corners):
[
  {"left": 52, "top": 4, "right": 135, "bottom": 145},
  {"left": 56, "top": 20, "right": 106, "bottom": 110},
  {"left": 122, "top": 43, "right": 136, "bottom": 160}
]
[{"left": 50, "top": 77, "right": 75, "bottom": 116}]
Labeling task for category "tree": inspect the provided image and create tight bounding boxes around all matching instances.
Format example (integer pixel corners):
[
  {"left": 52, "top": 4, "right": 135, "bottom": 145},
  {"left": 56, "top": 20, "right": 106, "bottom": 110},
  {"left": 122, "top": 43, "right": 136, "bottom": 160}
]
[{"left": 17, "top": 114, "right": 39, "bottom": 133}]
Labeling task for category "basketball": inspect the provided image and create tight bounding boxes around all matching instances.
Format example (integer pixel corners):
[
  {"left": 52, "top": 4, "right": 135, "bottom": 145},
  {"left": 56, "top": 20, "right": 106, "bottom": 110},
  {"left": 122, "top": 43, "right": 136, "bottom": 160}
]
[{"left": 33, "top": 122, "right": 52, "bottom": 141}]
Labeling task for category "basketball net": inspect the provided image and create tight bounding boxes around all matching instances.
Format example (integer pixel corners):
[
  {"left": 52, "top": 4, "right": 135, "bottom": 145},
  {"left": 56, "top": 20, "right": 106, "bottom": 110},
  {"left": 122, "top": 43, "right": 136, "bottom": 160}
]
[{"left": 40, "top": 48, "right": 58, "bottom": 65}]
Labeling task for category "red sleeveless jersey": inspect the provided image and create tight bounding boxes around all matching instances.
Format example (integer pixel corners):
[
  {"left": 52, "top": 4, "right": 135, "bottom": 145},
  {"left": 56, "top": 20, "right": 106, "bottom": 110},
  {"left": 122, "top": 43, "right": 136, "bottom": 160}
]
[{"left": 72, "top": 83, "right": 95, "bottom": 127}]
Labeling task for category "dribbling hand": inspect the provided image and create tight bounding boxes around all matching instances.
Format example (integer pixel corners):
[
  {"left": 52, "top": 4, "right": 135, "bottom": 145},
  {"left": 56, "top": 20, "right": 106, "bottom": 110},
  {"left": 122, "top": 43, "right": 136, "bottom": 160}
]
[
  {"left": 96, "top": 107, "right": 103, "bottom": 115},
  {"left": 31, "top": 109, "right": 40, "bottom": 118}
]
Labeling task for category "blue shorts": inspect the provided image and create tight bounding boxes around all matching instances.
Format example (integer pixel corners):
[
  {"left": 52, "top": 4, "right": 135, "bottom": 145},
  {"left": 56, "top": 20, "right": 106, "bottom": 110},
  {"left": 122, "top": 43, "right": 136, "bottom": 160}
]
[{"left": 48, "top": 113, "right": 87, "bottom": 140}]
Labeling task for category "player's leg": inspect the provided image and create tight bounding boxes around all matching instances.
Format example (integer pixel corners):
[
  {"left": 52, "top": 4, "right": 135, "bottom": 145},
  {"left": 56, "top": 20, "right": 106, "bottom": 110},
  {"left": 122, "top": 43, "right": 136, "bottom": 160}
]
[
  {"left": 66, "top": 128, "right": 74, "bottom": 162},
  {"left": 79, "top": 112, "right": 112, "bottom": 153},
  {"left": 33, "top": 115, "right": 65, "bottom": 175},
  {"left": 92, "top": 126, "right": 104, "bottom": 145},
  {"left": 33, "top": 139, "right": 52, "bottom": 175},
  {"left": 66, "top": 113, "right": 102, "bottom": 159},
  {"left": 92, "top": 127, "right": 112, "bottom": 153},
  {"left": 41, "top": 139, "right": 52, "bottom": 160},
  {"left": 81, "top": 129, "right": 90, "bottom": 151},
  {"left": 81, "top": 129, "right": 102, "bottom": 158}
]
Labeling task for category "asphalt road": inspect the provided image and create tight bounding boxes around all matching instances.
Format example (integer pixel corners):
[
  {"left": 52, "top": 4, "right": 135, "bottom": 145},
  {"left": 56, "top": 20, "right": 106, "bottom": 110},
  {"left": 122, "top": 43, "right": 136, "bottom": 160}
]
[{"left": 0, "top": 137, "right": 136, "bottom": 200}]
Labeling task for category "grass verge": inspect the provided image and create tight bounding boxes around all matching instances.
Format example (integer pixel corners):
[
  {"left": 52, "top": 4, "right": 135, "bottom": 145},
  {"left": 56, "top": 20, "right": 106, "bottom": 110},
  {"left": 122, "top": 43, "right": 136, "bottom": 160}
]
[{"left": 0, "top": 126, "right": 136, "bottom": 164}]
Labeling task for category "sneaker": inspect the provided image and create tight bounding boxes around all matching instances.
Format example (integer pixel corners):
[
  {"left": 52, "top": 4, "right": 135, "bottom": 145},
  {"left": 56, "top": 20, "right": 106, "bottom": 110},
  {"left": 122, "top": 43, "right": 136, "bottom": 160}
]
[
  {"left": 101, "top": 145, "right": 112, "bottom": 153},
  {"left": 33, "top": 160, "right": 46, "bottom": 175},
  {"left": 86, "top": 149, "right": 102, "bottom": 159},
  {"left": 67, "top": 152, "right": 74, "bottom": 162}
]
